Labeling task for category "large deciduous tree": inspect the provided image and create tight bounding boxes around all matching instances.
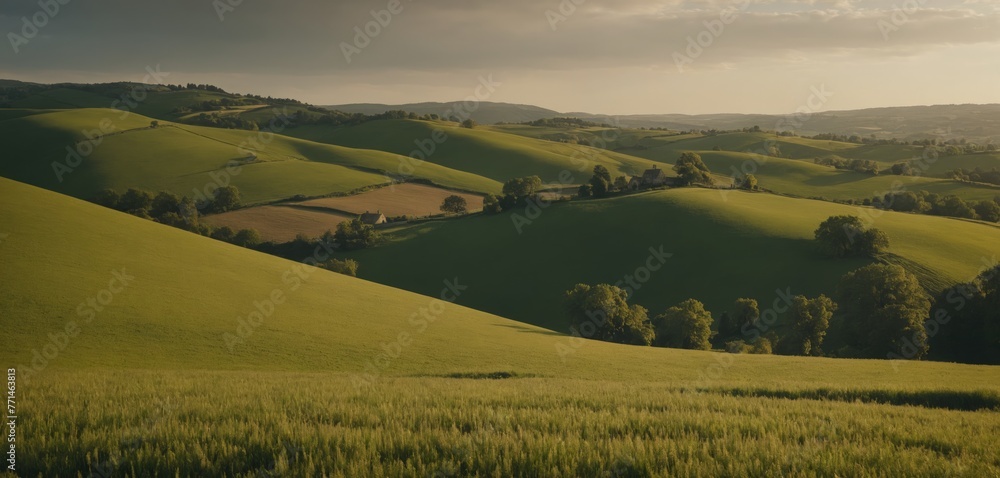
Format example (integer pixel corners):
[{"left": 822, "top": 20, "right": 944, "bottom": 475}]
[
  {"left": 814, "top": 215, "right": 888, "bottom": 258},
  {"left": 672, "top": 152, "right": 714, "bottom": 186},
  {"left": 564, "top": 283, "right": 654, "bottom": 346},
  {"left": 654, "top": 299, "right": 714, "bottom": 350},
  {"left": 837, "top": 264, "right": 930, "bottom": 359}
]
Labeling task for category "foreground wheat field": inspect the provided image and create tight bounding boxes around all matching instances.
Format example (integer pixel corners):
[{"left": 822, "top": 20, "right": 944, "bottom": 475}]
[{"left": 16, "top": 371, "right": 1000, "bottom": 477}]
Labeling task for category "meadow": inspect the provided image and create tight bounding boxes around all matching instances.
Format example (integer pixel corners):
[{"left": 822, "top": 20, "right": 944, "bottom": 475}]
[
  {"left": 15, "top": 371, "right": 1000, "bottom": 477},
  {"left": 295, "top": 183, "right": 485, "bottom": 218},
  {"left": 201, "top": 205, "right": 353, "bottom": 242},
  {"left": 350, "top": 188, "right": 1000, "bottom": 332},
  {"left": 0, "top": 109, "right": 500, "bottom": 205}
]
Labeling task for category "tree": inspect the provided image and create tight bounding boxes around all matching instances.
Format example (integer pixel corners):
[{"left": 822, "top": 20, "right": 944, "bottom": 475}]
[
  {"left": 150, "top": 191, "right": 182, "bottom": 219},
  {"left": 934, "top": 195, "right": 976, "bottom": 219},
  {"left": 861, "top": 228, "right": 890, "bottom": 255},
  {"left": 672, "top": 152, "right": 714, "bottom": 186},
  {"left": 482, "top": 194, "right": 503, "bottom": 214},
  {"left": 589, "top": 176, "right": 610, "bottom": 198},
  {"left": 501, "top": 176, "right": 543, "bottom": 199},
  {"left": 719, "top": 298, "right": 760, "bottom": 338},
  {"left": 564, "top": 283, "right": 654, "bottom": 346},
  {"left": 929, "top": 264, "right": 1000, "bottom": 364},
  {"left": 119, "top": 188, "right": 154, "bottom": 213},
  {"left": 589, "top": 165, "right": 612, "bottom": 198},
  {"left": 334, "top": 219, "right": 382, "bottom": 250},
  {"left": 814, "top": 215, "right": 888, "bottom": 258},
  {"left": 461, "top": 119, "right": 476, "bottom": 129},
  {"left": 973, "top": 200, "right": 1000, "bottom": 222},
  {"left": 789, "top": 295, "right": 838, "bottom": 356},
  {"left": 654, "top": 299, "right": 714, "bottom": 350},
  {"left": 890, "top": 162, "right": 914, "bottom": 176},
  {"left": 210, "top": 226, "right": 237, "bottom": 243},
  {"left": 880, "top": 191, "right": 930, "bottom": 213},
  {"left": 837, "top": 264, "right": 930, "bottom": 359},
  {"left": 178, "top": 197, "right": 200, "bottom": 225},
  {"left": 592, "top": 165, "right": 611, "bottom": 183},
  {"left": 613, "top": 176, "right": 629, "bottom": 191},
  {"left": 322, "top": 258, "right": 359, "bottom": 277},
  {"left": 211, "top": 186, "right": 242, "bottom": 213},
  {"left": 232, "top": 228, "right": 262, "bottom": 248},
  {"left": 92, "top": 189, "right": 121, "bottom": 209},
  {"left": 577, "top": 184, "right": 593, "bottom": 198},
  {"left": 440, "top": 195, "right": 468, "bottom": 214},
  {"left": 736, "top": 173, "right": 758, "bottom": 190}
]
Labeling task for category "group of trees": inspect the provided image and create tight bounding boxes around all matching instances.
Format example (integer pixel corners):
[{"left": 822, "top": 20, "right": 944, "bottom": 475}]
[
  {"left": 440, "top": 195, "right": 469, "bottom": 214},
  {"left": 872, "top": 191, "right": 1000, "bottom": 223},
  {"left": 565, "top": 261, "right": 940, "bottom": 360},
  {"left": 332, "top": 219, "right": 382, "bottom": 251},
  {"left": 562, "top": 212, "right": 998, "bottom": 363},
  {"left": 185, "top": 113, "right": 260, "bottom": 131},
  {"left": 813, "top": 156, "right": 880, "bottom": 175},
  {"left": 929, "top": 265, "right": 1000, "bottom": 364},
  {"left": 950, "top": 167, "right": 1000, "bottom": 186},
  {"left": 95, "top": 185, "right": 241, "bottom": 218},
  {"left": 734, "top": 173, "right": 759, "bottom": 190},
  {"left": 522, "top": 118, "right": 608, "bottom": 128},
  {"left": 565, "top": 284, "right": 841, "bottom": 358},
  {"left": 673, "top": 152, "right": 714, "bottom": 186},
  {"left": 579, "top": 166, "right": 629, "bottom": 198},
  {"left": 814, "top": 215, "right": 889, "bottom": 258},
  {"left": 89, "top": 186, "right": 261, "bottom": 249},
  {"left": 483, "top": 176, "right": 544, "bottom": 214},
  {"left": 565, "top": 284, "right": 655, "bottom": 346}
]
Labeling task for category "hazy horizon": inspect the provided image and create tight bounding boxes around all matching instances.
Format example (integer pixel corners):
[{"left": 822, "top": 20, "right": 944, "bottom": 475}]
[{"left": 2, "top": 0, "right": 999, "bottom": 115}]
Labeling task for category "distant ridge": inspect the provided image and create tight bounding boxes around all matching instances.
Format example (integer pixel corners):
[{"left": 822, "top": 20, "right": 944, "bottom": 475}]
[{"left": 322, "top": 101, "right": 560, "bottom": 125}]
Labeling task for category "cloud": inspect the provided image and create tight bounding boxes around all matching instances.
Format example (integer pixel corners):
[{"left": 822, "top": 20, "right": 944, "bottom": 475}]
[{"left": 1, "top": 0, "right": 997, "bottom": 76}]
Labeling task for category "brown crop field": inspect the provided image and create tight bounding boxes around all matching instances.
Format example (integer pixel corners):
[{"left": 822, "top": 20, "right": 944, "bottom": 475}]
[
  {"left": 296, "top": 183, "right": 484, "bottom": 217},
  {"left": 202, "top": 205, "right": 351, "bottom": 242}
]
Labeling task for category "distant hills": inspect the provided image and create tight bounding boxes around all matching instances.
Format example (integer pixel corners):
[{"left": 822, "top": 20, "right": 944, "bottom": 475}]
[
  {"left": 323, "top": 101, "right": 560, "bottom": 125},
  {"left": 327, "top": 100, "right": 1000, "bottom": 143}
]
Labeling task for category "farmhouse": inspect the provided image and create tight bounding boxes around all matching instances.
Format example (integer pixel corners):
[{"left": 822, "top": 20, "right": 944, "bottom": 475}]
[
  {"left": 359, "top": 210, "right": 387, "bottom": 225},
  {"left": 628, "top": 165, "right": 677, "bottom": 190}
]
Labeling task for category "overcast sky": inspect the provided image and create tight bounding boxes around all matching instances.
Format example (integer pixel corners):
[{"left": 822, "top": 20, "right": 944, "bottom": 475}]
[{"left": 1, "top": 0, "right": 998, "bottom": 114}]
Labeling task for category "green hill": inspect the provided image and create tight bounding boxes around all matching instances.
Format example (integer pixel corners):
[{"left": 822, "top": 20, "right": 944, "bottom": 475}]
[
  {"left": 0, "top": 108, "right": 500, "bottom": 204},
  {"left": 3, "top": 178, "right": 1000, "bottom": 476},
  {"left": 4, "top": 176, "right": 994, "bottom": 381},
  {"left": 349, "top": 188, "right": 1000, "bottom": 332},
  {"left": 282, "top": 119, "right": 660, "bottom": 184}
]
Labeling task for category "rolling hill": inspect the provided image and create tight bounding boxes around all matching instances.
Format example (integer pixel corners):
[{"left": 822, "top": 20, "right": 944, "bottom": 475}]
[
  {"left": 6, "top": 176, "right": 997, "bottom": 382},
  {"left": 0, "top": 108, "right": 501, "bottom": 205},
  {"left": 571, "top": 103, "right": 1000, "bottom": 142},
  {"left": 281, "top": 118, "right": 661, "bottom": 185},
  {"left": 3, "top": 178, "right": 1000, "bottom": 477},
  {"left": 348, "top": 188, "right": 1000, "bottom": 333},
  {"left": 323, "top": 101, "right": 560, "bottom": 125}
]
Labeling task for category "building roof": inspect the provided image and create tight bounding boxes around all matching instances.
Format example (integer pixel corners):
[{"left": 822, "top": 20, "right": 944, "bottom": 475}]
[
  {"left": 359, "top": 211, "right": 386, "bottom": 224},
  {"left": 641, "top": 166, "right": 666, "bottom": 182}
]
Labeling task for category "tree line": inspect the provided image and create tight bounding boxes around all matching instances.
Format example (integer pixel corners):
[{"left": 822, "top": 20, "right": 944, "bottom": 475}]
[{"left": 565, "top": 214, "right": 1000, "bottom": 364}]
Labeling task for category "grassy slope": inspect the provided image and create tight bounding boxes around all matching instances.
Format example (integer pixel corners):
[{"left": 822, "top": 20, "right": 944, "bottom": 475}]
[
  {"left": 622, "top": 145, "right": 1000, "bottom": 202},
  {"left": 0, "top": 109, "right": 500, "bottom": 204},
  {"left": 350, "top": 188, "right": 1000, "bottom": 332},
  {"left": 283, "top": 119, "right": 660, "bottom": 184},
  {"left": 0, "top": 177, "right": 995, "bottom": 383},
  {"left": 3, "top": 178, "right": 1000, "bottom": 477},
  {"left": 485, "top": 127, "right": 999, "bottom": 201}
]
